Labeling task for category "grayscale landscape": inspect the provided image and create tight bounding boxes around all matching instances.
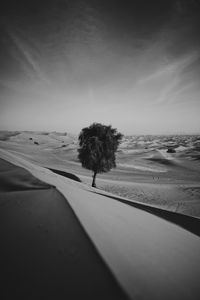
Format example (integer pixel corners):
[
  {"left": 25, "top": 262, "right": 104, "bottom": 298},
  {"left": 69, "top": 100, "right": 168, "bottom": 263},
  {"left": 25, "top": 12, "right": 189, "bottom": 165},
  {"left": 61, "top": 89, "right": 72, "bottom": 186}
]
[{"left": 0, "top": 0, "right": 200, "bottom": 299}]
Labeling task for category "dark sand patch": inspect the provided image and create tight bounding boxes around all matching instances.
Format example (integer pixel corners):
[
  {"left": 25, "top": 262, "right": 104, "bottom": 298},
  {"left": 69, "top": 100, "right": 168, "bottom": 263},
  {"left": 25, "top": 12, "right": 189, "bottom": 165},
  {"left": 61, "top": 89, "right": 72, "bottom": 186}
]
[
  {"left": 0, "top": 159, "right": 52, "bottom": 192},
  {"left": 0, "top": 131, "right": 20, "bottom": 141},
  {"left": 48, "top": 167, "right": 81, "bottom": 182},
  {"left": 0, "top": 159, "right": 128, "bottom": 300},
  {"left": 146, "top": 157, "right": 176, "bottom": 166}
]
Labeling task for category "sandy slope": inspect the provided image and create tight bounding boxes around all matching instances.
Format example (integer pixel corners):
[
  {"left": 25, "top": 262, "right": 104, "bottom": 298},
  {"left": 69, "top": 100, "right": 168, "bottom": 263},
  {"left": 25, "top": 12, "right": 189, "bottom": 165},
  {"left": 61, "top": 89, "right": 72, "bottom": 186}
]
[
  {"left": 0, "top": 149, "right": 200, "bottom": 300},
  {"left": 0, "top": 157, "right": 127, "bottom": 300}
]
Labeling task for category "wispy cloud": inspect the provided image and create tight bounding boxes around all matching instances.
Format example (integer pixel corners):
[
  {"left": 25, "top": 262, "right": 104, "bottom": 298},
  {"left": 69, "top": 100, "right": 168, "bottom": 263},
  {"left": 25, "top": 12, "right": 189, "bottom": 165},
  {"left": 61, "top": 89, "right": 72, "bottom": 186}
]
[
  {"left": 137, "top": 51, "right": 200, "bottom": 105},
  {"left": 5, "top": 25, "right": 50, "bottom": 85},
  {"left": 138, "top": 51, "right": 199, "bottom": 86}
]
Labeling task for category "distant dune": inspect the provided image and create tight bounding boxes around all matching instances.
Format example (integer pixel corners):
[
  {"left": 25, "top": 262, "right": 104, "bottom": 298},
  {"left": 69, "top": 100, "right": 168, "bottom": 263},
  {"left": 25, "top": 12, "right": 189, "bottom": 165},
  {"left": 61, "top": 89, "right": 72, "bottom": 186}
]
[
  {"left": 0, "top": 131, "right": 200, "bottom": 217},
  {"left": 0, "top": 131, "right": 20, "bottom": 141}
]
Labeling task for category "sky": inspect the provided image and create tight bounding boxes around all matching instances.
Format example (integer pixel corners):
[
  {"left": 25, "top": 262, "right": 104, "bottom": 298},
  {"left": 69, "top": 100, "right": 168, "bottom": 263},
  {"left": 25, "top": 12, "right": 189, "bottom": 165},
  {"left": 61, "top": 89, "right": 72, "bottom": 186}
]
[{"left": 0, "top": 0, "right": 200, "bottom": 135}]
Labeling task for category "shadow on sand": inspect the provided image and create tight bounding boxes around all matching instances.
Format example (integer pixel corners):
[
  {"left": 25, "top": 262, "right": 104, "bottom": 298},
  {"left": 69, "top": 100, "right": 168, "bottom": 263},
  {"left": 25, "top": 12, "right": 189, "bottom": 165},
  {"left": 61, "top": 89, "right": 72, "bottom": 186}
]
[
  {"left": 47, "top": 167, "right": 200, "bottom": 237},
  {"left": 48, "top": 168, "right": 81, "bottom": 182},
  {"left": 93, "top": 190, "right": 200, "bottom": 237}
]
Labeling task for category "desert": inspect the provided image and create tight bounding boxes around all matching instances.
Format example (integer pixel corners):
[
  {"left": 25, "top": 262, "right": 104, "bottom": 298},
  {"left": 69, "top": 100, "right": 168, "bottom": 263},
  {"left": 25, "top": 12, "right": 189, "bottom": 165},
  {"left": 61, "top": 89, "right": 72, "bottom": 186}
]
[
  {"left": 0, "top": 131, "right": 200, "bottom": 299},
  {"left": 1, "top": 131, "right": 200, "bottom": 217}
]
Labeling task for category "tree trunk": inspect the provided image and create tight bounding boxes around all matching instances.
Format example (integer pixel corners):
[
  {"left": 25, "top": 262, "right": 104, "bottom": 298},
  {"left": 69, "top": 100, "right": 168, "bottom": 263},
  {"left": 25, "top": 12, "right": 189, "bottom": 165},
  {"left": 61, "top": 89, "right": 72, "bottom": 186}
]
[{"left": 92, "top": 171, "right": 97, "bottom": 188}]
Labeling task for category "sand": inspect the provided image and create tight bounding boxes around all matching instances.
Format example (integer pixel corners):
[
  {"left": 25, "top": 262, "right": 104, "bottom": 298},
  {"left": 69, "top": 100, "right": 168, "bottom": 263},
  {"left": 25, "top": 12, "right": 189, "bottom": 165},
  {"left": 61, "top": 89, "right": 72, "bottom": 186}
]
[
  {"left": 1, "top": 149, "right": 200, "bottom": 300},
  {"left": 0, "top": 158, "right": 128, "bottom": 300},
  {"left": 1, "top": 132, "right": 200, "bottom": 217}
]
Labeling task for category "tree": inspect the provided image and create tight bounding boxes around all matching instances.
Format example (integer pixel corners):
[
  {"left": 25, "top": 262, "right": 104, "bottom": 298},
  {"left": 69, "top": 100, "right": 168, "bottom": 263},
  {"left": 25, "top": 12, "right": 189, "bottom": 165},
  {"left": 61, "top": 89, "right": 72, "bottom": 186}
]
[{"left": 78, "top": 123, "right": 123, "bottom": 187}]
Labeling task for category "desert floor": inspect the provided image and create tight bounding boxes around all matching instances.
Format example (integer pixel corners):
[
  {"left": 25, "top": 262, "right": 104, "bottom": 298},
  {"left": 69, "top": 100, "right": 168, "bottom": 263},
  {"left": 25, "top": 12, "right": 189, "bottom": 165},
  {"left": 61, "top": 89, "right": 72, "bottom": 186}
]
[
  {"left": 1, "top": 131, "right": 200, "bottom": 217},
  {"left": 0, "top": 132, "right": 200, "bottom": 299}
]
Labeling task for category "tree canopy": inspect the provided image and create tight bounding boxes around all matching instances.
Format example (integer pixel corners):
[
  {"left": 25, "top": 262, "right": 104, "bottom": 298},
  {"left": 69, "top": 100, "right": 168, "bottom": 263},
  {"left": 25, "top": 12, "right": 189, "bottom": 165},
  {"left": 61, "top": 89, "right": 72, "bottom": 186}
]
[{"left": 78, "top": 123, "right": 123, "bottom": 187}]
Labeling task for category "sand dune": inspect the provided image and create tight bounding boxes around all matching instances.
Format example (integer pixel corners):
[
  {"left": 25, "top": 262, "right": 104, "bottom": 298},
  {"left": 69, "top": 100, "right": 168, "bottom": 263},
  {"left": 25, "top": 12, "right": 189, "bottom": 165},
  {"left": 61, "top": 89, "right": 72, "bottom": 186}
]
[
  {"left": 0, "top": 149, "right": 200, "bottom": 300},
  {"left": 0, "top": 157, "right": 127, "bottom": 300},
  {"left": 1, "top": 131, "right": 200, "bottom": 218}
]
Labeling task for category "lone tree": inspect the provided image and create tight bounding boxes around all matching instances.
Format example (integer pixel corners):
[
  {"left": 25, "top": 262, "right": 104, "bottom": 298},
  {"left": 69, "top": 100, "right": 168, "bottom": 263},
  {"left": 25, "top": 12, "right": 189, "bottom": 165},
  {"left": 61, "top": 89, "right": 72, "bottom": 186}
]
[{"left": 78, "top": 123, "right": 123, "bottom": 187}]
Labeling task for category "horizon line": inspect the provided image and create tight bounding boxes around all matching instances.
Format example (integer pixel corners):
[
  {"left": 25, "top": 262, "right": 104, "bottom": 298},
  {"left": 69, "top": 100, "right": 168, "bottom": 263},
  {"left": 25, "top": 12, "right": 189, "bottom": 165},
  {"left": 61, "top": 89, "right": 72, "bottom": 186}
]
[{"left": 0, "top": 129, "right": 200, "bottom": 136}]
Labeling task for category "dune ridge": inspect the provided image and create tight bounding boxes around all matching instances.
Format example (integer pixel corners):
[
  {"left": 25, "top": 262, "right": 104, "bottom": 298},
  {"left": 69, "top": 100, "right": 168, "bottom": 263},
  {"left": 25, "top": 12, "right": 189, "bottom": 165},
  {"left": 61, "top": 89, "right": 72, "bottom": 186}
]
[{"left": 0, "top": 157, "right": 128, "bottom": 300}]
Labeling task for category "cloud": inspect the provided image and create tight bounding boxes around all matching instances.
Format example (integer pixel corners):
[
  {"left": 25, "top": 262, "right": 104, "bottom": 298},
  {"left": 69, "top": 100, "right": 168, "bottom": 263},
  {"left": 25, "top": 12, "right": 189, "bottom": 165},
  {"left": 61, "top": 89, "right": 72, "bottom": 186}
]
[
  {"left": 4, "top": 25, "right": 50, "bottom": 85},
  {"left": 137, "top": 51, "right": 200, "bottom": 105},
  {"left": 139, "top": 51, "right": 199, "bottom": 85}
]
